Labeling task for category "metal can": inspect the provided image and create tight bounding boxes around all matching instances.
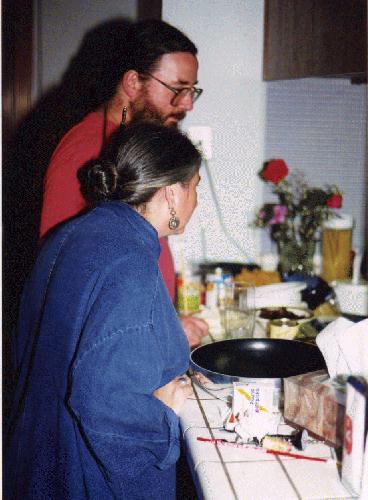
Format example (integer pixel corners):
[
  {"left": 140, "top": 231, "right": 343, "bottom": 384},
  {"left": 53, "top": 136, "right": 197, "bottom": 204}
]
[{"left": 269, "top": 319, "right": 299, "bottom": 340}]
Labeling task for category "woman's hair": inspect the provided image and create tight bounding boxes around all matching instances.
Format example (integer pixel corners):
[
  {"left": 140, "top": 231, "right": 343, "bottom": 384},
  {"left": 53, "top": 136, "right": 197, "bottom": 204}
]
[{"left": 78, "top": 121, "right": 202, "bottom": 206}]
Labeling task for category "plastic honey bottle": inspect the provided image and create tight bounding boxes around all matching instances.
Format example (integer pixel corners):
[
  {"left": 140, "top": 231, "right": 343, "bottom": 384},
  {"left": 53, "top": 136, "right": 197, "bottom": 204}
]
[{"left": 176, "top": 270, "right": 201, "bottom": 315}]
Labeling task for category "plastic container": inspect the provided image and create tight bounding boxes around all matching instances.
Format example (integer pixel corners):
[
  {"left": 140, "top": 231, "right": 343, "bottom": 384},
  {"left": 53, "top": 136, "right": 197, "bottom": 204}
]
[
  {"left": 176, "top": 274, "right": 201, "bottom": 314},
  {"left": 322, "top": 214, "right": 353, "bottom": 282},
  {"left": 205, "top": 267, "right": 232, "bottom": 309},
  {"left": 332, "top": 280, "right": 368, "bottom": 316}
]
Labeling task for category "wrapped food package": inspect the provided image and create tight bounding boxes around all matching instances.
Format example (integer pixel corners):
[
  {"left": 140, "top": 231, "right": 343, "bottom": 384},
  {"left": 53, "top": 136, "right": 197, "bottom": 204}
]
[
  {"left": 224, "top": 382, "right": 282, "bottom": 442},
  {"left": 283, "top": 370, "right": 346, "bottom": 447},
  {"left": 234, "top": 268, "right": 281, "bottom": 286}
]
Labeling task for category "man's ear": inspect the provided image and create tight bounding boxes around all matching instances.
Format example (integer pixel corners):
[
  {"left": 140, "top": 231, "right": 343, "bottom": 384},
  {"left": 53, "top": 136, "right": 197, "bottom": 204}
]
[{"left": 121, "top": 70, "right": 142, "bottom": 99}]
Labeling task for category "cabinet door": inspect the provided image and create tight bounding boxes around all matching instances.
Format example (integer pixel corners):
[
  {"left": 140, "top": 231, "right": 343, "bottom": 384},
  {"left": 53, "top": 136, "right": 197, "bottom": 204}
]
[{"left": 263, "top": 0, "right": 367, "bottom": 80}]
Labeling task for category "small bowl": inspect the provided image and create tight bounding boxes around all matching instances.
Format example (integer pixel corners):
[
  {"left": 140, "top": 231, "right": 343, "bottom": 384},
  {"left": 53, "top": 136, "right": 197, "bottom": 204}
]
[{"left": 255, "top": 307, "right": 314, "bottom": 336}]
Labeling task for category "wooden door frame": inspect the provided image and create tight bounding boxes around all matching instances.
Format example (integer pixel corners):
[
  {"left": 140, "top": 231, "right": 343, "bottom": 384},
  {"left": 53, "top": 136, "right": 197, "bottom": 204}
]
[{"left": 2, "top": 0, "right": 34, "bottom": 150}]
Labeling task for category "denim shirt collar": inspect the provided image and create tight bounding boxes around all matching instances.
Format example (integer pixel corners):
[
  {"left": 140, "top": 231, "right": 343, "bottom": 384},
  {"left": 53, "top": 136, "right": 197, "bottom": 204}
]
[{"left": 98, "top": 201, "right": 161, "bottom": 259}]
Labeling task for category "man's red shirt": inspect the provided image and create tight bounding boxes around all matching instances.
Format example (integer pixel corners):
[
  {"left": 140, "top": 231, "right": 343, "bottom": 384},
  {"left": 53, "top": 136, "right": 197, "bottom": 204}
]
[{"left": 40, "top": 112, "right": 176, "bottom": 299}]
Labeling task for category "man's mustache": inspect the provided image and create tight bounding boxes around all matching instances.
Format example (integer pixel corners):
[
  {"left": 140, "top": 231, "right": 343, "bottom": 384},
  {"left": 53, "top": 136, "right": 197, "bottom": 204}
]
[{"left": 168, "top": 112, "right": 186, "bottom": 122}]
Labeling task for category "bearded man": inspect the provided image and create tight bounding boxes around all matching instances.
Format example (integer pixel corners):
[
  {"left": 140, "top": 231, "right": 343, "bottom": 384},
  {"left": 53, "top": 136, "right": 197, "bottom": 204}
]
[{"left": 40, "top": 19, "right": 208, "bottom": 346}]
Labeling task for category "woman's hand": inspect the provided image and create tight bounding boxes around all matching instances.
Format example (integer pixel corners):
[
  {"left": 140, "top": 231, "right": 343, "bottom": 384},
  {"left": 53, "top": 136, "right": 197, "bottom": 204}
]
[
  {"left": 180, "top": 316, "right": 209, "bottom": 348},
  {"left": 153, "top": 375, "right": 193, "bottom": 415}
]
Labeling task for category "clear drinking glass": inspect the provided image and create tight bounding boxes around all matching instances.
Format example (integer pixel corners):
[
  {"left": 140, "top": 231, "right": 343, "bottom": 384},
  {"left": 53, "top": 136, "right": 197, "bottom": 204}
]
[{"left": 222, "top": 282, "right": 256, "bottom": 339}]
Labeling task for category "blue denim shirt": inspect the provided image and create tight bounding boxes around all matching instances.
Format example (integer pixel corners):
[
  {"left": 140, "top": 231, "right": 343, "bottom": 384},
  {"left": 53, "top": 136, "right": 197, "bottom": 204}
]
[{"left": 5, "top": 202, "right": 190, "bottom": 499}]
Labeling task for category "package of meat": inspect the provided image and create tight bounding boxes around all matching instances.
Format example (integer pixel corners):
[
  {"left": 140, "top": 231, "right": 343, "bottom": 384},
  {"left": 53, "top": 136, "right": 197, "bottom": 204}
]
[{"left": 283, "top": 370, "right": 346, "bottom": 447}]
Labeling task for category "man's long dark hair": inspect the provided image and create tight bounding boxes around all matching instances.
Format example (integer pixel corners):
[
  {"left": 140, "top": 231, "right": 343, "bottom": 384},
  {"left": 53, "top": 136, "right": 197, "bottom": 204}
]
[{"left": 123, "top": 19, "right": 197, "bottom": 77}]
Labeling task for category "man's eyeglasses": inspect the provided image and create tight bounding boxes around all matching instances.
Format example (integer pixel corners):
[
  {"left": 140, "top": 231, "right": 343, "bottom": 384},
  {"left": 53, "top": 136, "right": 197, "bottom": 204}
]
[{"left": 140, "top": 72, "right": 203, "bottom": 105}]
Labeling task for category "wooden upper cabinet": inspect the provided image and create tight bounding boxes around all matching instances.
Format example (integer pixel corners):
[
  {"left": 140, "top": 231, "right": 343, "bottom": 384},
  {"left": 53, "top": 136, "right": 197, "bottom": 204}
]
[{"left": 263, "top": 0, "right": 367, "bottom": 81}]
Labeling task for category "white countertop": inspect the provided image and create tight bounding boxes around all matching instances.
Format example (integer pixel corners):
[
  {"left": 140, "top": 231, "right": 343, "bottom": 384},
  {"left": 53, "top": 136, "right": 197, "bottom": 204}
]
[{"left": 180, "top": 376, "right": 354, "bottom": 500}]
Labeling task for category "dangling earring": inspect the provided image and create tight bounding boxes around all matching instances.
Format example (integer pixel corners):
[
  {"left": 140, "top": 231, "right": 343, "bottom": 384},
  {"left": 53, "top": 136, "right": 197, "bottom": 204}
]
[
  {"left": 121, "top": 106, "right": 128, "bottom": 127},
  {"left": 168, "top": 208, "right": 180, "bottom": 230}
]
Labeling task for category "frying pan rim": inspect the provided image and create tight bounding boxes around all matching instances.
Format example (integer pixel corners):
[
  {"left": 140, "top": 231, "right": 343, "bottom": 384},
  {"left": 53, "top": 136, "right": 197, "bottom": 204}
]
[
  {"left": 191, "top": 337, "right": 319, "bottom": 354},
  {"left": 190, "top": 338, "right": 325, "bottom": 380}
]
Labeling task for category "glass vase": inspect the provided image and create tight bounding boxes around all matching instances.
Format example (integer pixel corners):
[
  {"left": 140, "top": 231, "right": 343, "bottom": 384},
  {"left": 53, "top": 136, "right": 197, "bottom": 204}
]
[{"left": 277, "top": 239, "right": 316, "bottom": 275}]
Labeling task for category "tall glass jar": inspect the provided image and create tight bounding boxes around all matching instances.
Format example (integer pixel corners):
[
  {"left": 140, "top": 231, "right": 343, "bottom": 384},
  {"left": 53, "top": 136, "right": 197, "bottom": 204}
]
[{"left": 321, "top": 214, "right": 353, "bottom": 282}]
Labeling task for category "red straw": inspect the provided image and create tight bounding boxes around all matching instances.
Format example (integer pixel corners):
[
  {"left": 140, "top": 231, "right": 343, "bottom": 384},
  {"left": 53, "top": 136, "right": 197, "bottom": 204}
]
[
  {"left": 266, "top": 449, "right": 328, "bottom": 462},
  {"left": 197, "top": 437, "right": 329, "bottom": 463}
]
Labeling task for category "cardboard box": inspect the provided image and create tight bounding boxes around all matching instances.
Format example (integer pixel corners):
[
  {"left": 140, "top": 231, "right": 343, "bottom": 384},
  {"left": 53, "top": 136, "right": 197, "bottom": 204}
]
[{"left": 284, "top": 370, "right": 346, "bottom": 447}]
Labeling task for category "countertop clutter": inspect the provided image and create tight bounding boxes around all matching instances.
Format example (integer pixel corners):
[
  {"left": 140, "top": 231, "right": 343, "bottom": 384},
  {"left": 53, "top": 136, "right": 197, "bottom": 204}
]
[
  {"left": 180, "top": 310, "right": 368, "bottom": 499},
  {"left": 180, "top": 382, "right": 353, "bottom": 500},
  {"left": 178, "top": 260, "right": 368, "bottom": 498}
]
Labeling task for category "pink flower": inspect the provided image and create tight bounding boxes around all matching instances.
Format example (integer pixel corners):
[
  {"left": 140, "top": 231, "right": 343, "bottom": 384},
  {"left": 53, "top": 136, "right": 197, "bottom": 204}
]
[{"left": 269, "top": 205, "right": 287, "bottom": 225}]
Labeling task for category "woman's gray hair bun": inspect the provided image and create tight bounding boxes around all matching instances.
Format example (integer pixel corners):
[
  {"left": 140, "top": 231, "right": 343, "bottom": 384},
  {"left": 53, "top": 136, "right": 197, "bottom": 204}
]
[
  {"left": 78, "top": 121, "right": 202, "bottom": 207},
  {"left": 78, "top": 160, "right": 118, "bottom": 203}
]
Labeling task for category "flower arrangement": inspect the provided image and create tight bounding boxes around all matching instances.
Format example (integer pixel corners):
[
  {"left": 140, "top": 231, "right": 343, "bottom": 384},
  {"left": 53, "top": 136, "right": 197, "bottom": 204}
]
[{"left": 254, "top": 159, "right": 342, "bottom": 274}]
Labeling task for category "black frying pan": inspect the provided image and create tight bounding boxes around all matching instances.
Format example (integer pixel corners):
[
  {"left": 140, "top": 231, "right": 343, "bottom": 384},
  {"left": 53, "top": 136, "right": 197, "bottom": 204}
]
[{"left": 190, "top": 338, "right": 326, "bottom": 383}]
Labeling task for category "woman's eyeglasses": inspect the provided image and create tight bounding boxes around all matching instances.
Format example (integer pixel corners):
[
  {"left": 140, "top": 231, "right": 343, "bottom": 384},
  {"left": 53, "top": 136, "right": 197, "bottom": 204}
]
[{"left": 140, "top": 72, "right": 203, "bottom": 106}]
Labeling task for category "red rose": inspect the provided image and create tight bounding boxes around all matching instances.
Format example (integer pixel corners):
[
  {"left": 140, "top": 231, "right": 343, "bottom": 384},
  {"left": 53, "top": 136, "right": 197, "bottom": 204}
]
[
  {"left": 261, "top": 159, "right": 288, "bottom": 184},
  {"left": 326, "top": 193, "right": 343, "bottom": 208}
]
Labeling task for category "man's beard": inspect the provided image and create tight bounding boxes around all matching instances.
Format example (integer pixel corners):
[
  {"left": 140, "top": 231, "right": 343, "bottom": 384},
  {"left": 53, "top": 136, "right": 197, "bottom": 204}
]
[{"left": 130, "top": 95, "right": 185, "bottom": 128}]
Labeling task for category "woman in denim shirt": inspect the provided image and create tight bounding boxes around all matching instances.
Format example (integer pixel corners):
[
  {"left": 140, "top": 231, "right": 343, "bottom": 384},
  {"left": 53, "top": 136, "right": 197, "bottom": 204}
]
[{"left": 5, "top": 122, "right": 202, "bottom": 499}]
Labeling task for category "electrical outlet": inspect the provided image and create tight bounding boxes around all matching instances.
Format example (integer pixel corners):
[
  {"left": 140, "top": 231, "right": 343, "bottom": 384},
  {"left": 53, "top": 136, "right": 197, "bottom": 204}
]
[{"left": 187, "top": 126, "right": 212, "bottom": 160}]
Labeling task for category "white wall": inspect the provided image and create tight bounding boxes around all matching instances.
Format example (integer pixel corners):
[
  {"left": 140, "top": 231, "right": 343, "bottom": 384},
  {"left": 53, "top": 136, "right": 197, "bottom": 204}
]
[
  {"left": 264, "top": 78, "right": 367, "bottom": 252},
  {"left": 163, "top": 0, "right": 367, "bottom": 271},
  {"left": 35, "top": 0, "right": 137, "bottom": 95},
  {"left": 163, "top": 0, "right": 266, "bottom": 270},
  {"left": 35, "top": 0, "right": 366, "bottom": 268}
]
